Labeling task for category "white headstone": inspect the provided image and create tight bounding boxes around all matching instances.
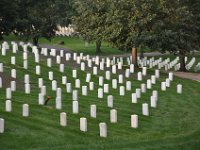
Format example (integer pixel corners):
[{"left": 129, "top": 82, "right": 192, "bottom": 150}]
[
  {"left": 56, "top": 88, "right": 62, "bottom": 98},
  {"left": 23, "top": 52, "right": 28, "bottom": 60},
  {"left": 66, "top": 83, "right": 72, "bottom": 93},
  {"left": 98, "top": 88, "right": 103, "bottom": 99},
  {"left": 6, "top": 88, "right": 12, "bottom": 99},
  {"left": 142, "top": 67, "right": 147, "bottom": 76},
  {"left": 131, "top": 114, "right": 138, "bottom": 128},
  {"left": 0, "top": 77, "right": 2, "bottom": 88},
  {"left": 5, "top": 100, "right": 12, "bottom": 112},
  {"left": 130, "top": 64, "right": 134, "bottom": 73},
  {"left": 89, "top": 82, "right": 94, "bottom": 91},
  {"left": 49, "top": 71, "right": 53, "bottom": 80},
  {"left": 11, "top": 69, "right": 16, "bottom": 78},
  {"left": 166, "top": 78, "right": 170, "bottom": 87},
  {"left": 81, "top": 62, "right": 85, "bottom": 71},
  {"left": 151, "top": 75, "right": 156, "bottom": 84},
  {"left": 75, "top": 79, "right": 80, "bottom": 88},
  {"left": 103, "top": 84, "right": 109, "bottom": 93},
  {"left": 112, "top": 65, "right": 117, "bottom": 74},
  {"left": 0, "top": 118, "right": 4, "bottom": 133},
  {"left": 86, "top": 73, "right": 91, "bottom": 83},
  {"left": 52, "top": 80, "right": 57, "bottom": 91},
  {"left": 10, "top": 81, "right": 16, "bottom": 91},
  {"left": 80, "top": 117, "right": 87, "bottom": 132},
  {"left": 60, "top": 112, "right": 67, "bottom": 127},
  {"left": 177, "top": 84, "right": 182, "bottom": 94},
  {"left": 47, "top": 58, "right": 52, "bottom": 67},
  {"left": 142, "top": 103, "right": 149, "bottom": 116},
  {"left": 90, "top": 105, "right": 96, "bottom": 118},
  {"left": 141, "top": 84, "right": 146, "bottom": 93},
  {"left": 169, "top": 72, "right": 173, "bottom": 81},
  {"left": 73, "top": 101, "right": 79, "bottom": 114},
  {"left": 105, "top": 71, "right": 111, "bottom": 80},
  {"left": 152, "top": 90, "right": 158, "bottom": 101},
  {"left": 118, "top": 62, "right": 122, "bottom": 70},
  {"left": 118, "top": 74, "right": 123, "bottom": 84},
  {"left": 131, "top": 93, "right": 137, "bottom": 103},
  {"left": 137, "top": 72, "right": 142, "bottom": 81},
  {"left": 56, "top": 97, "right": 62, "bottom": 110},
  {"left": 150, "top": 96, "right": 157, "bottom": 108},
  {"left": 147, "top": 79, "right": 152, "bottom": 89},
  {"left": 56, "top": 55, "right": 61, "bottom": 64},
  {"left": 119, "top": 86, "right": 125, "bottom": 96},
  {"left": 112, "top": 79, "right": 117, "bottom": 89},
  {"left": 72, "top": 90, "right": 78, "bottom": 101},
  {"left": 107, "top": 95, "right": 113, "bottom": 108},
  {"left": 125, "top": 69, "right": 130, "bottom": 78},
  {"left": 161, "top": 82, "right": 166, "bottom": 91},
  {"left": 110, "top": 109, "right": 117, "bottom": 123},
  {"left": 82, "top": 86, "right": 88, "bottom": 96},
  {"left": 23, "top": 60, "right": 28, "bottom": 69},
  {"left": 41, "top": 86, "right": 46, "bottom": 95},
  {"left": 136, "top": 88, "right": 141, "bottom": 98},
  {"left": 22, "top": 104, "right": 29, "bottom": 117},
  {"left": 11, "top": 56, "right": 16, "bottom": 65},
  {"left": 72, "top": 70, "right": 77, "bottom": 78},
  {"left": 24, "top": 74, "right": 30, "bottom": 84},
  {"left": 62, "top": 76, "right": 67, "bottom": 85},
  {"left": 126, "top": 81, "right": 131, "bottom": 91},
  {"left": 38, "top": 93, "right": 44, "bottom": 105},
  {"left": 99, "top": 76, "right": 104, "bottom": 86},
  {"left": 36, "top": 65, "right": 40, "bottom": 75},
  {"left": 155, "top": 70, "right": 160, "bottom": 78},
  {"left": 0, "top": 63, "right": 3, "bottom": 72},
  {"left": 59, "top": 64, "right": 64, "bottom": 73},
  {"left": 99, "top": 122, "right": 107, "bottom": 137},
  {"left": 93, "top": 67, "right": 98, "bottom": 75}
]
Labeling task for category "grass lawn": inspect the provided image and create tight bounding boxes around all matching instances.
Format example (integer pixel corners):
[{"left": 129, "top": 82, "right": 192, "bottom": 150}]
[
  {"left": 2, "top": 35, "right": 127, "bottom": 55},
  {"left": 0, "top": 45, "right": 200, "bottom": 150}
]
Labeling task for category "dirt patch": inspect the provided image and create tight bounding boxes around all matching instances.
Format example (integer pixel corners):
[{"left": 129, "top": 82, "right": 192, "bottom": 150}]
[
  {"left": 173, "top": 72, "right": 200, "bottom": 82},
  {"left": 0, "top": 72, "right": 24, "bottom": 90}
]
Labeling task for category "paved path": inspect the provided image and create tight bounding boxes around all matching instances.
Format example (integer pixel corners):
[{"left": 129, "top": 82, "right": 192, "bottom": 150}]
[
  {"left": 39, "top": 44, "right": 165, "bottom": 57},
  {"left": 40, "top": 44, "right": 200, "bottom": 82},
  {"left": 173, "top": 72, "right": 200, "bottom": 82}
]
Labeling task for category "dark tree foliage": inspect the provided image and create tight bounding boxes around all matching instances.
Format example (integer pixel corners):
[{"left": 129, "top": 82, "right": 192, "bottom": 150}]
[
  {"left": 73, "top": 0, "right": 109, "bottom": 54},
  {"left": 0, "top": 0, "right": 18, "bottom": 39},
  {"left": 15, "top": 0, "right": 73, "bottom": 46}
]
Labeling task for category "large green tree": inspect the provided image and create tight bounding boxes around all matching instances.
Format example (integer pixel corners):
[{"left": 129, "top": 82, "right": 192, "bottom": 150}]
[
  {"left": 104, "top": 0, "right": 199, "bottom": 71},
  {"left": 72, "top": 0, "right": 109, "bottom": 53},
  {"left": 148, "top": 0, "right": 200, "bottom": 71},
  {"left": 16, "top": 0, "right": 73, "bottom": 46},
  {"left": 0, "top": 0, "right": 18, "bottom": 39},
  {"left": 105, "top": 0, "right": 162, "bottom": 66}
]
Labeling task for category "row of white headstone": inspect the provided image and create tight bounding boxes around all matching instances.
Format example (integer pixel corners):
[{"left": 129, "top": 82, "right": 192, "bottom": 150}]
[
  {"left": 59, "top": 112, "right": 138, "bottom": 137},
  {"left": 0, "top": 41, "right": 183, "bottom": 137}
]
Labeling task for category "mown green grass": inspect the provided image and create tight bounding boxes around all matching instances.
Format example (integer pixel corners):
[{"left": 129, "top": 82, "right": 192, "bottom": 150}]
[
  {"left": 2, "top": 35, "right": 127, "bottom": 55},
  {"left": 0, "top": 47, "right": 200, "bottom": 150}
]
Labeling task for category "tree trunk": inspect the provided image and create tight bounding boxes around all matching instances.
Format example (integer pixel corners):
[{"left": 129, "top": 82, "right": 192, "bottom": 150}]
[
  {"left": 140, "top": 45, "right": 144, "bottom": 59},
  {"left": 33, "top": 37, "right": 39, "bottom": 46},
  {"left": 132, "top": 47, "right": 138, "bottom": 67},
  {"left": 179, "top": 49, "right": 187, "bottom": 72},
  {"left": 96, "top": 40, "right": 102, "bottom": 54}
]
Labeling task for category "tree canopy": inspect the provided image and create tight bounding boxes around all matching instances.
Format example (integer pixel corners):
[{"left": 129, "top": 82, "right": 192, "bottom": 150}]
[
  {"left": 72, "top": 0, "right": 109, "bottom": 53},
  {"left": 16, "top": 0, "right": 73, "bottom": 46},
  {"left": 74, "top": 0, "right": 199, "bottom": 70},
  {"left": 0, "top": 0, "right": 18, "bottom": 39}
]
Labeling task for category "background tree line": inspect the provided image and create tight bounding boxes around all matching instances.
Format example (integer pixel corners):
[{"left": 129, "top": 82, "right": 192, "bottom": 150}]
[
  {"left": 73, "top": 0, "right": 200, "bottom": 71},
  {"left": 0, "top": 0, "right": 200, "bottom": 71}
]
